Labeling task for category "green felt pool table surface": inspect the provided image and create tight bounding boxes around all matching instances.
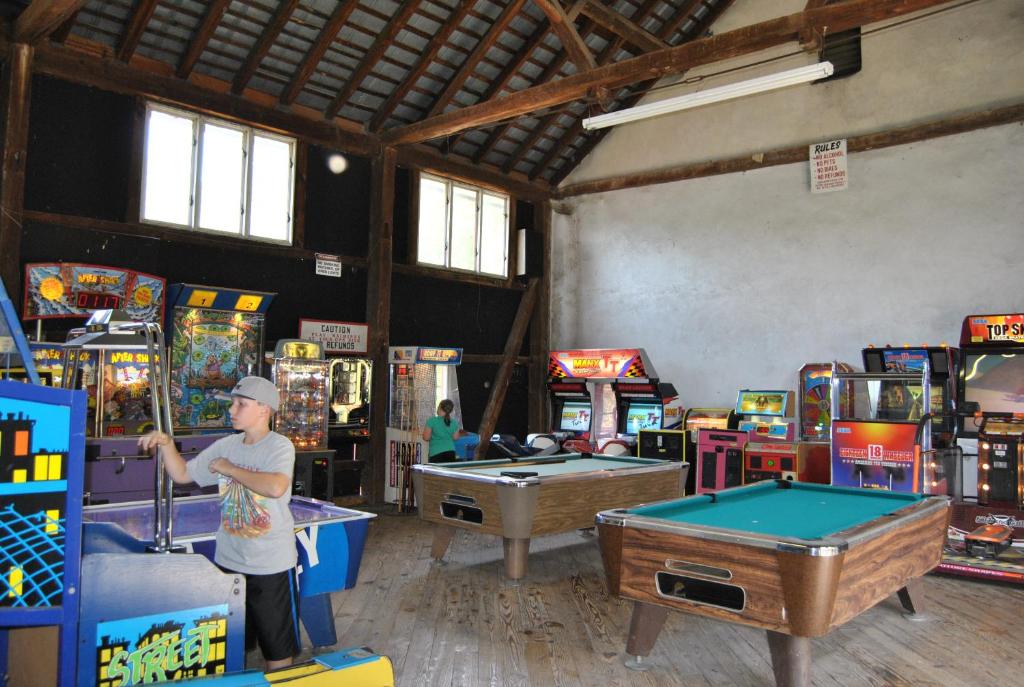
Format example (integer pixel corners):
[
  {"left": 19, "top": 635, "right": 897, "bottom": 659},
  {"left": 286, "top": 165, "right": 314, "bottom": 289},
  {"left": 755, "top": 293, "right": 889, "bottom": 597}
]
[{"left": 626, "top": 480, "right": 926, "bottom": 540}]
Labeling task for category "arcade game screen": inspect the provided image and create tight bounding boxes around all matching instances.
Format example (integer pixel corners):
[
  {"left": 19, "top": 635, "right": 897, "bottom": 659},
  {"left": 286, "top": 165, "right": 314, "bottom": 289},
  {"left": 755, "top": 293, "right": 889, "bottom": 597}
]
[
  {"left": 880, "top": 350, "right": 944, "bottom": 418},
  {"left": 963, "top": 353, "right": 1024, "bottom": 414},
  {"left": 624, "top": 403, "right": 662, "bottom": 434},
  {"left": 558, "top": 401, "right": 592, "bottom": 432}
]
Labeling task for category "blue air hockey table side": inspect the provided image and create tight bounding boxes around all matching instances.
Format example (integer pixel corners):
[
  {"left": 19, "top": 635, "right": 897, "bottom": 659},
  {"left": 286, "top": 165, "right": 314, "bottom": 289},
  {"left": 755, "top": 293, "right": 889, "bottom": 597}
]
[{"left": 83, "top": 494, "right": 376, "bottom": 647}]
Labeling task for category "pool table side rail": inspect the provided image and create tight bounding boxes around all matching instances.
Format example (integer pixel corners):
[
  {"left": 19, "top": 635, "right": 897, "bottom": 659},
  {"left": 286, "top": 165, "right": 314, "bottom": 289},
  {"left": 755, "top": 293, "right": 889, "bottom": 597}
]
[
  {"left": 411, "top": 460, "right": 682, "bottom": 486},
  {"left": 597, "top": 499, "right": 949, "bottom": 637},
  {"left": 414, "top": 465, "right": 687, "bottom": 538},
  {"left": 594, "top": 495, "right": 949, "bottom": 554}
]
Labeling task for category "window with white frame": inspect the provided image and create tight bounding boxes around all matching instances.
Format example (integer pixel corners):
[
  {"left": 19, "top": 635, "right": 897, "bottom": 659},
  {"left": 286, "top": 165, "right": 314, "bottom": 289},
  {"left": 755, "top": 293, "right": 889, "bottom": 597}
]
[
  {"left": 141, "top": 103, "right": 296, "bottom": 244},
  {"left": 417, "top": 173, "right": 509, "bottom": 277}
]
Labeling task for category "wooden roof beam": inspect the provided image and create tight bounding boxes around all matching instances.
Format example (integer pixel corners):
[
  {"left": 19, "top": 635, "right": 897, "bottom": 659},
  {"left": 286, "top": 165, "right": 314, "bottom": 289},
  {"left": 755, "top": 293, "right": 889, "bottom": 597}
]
[
  {"left": 547, "top": 0, "right": 735, "bottom": 184},
  {"left": 116, "top": 0, "right": 158, "bottom": 62},
  {"left": 383, "top": 0, "right": 958, "bottom": 146},
  {"left": 232, "top": 0, "right": 300, "bottom": 94},
  {"left": 323, "top": 1, "right": 421, "bottom": 119},
  {"left": 533, "top": 0, "right": 596, "bottom": 71},
  {"left": 13, "top": 0, "right": 87, "bottom": 45},
  {"left": 578, "top": 0, "right": 669, "bottom": 52},
  {"left": 177, "top": 0, "right": 231, "bottom": 79},
  {"left": 426, "top": 0, "right": 529, "bottom": 118},
  {"left": 281, "top": 0, "right": 358, "bottom": 106},
  {"left": 369, "top": 0, "right": 476, "bottom": 133}
]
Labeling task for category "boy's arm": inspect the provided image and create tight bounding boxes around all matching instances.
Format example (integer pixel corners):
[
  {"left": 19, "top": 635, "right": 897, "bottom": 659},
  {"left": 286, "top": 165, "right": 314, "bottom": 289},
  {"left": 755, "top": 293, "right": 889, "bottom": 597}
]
[
  {"left": 209, "top": 459, "right": 291, "bottom": 498},
  {"left": 138, "top": 431, "right": 192, "bottom": 484}
]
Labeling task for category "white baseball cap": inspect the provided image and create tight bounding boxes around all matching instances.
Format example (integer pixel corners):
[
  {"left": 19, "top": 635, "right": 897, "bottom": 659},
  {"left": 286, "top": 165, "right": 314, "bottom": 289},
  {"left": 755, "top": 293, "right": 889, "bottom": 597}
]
[{"left": 219, "top": 376, "right": 281, "bottom": 411}]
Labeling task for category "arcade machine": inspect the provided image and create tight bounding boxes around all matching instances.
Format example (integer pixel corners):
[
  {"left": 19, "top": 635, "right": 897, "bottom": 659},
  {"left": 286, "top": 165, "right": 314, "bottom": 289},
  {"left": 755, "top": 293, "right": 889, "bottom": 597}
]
[
  {"left": 693, "top": 390, "right": 786, "bottom": 493},
  {"left": 0, "top": 272, "right": 86, "bottom": 686},
  {"left": 798, "top": 362, "right": 854, "bottom": 442},
  {"left": 546, "top": 378, "right": 593, "bottom": 450},
  {"left": 829, "top": 362, "right": 940, "bottom": 493},
  {"left": 385, "top": 346, "right": 463, "bottom": 508},
  {"left": 611, "top": 378, "right": 674, "bottom": 455},
  {"left": 940, "top": 313, "right": 1024, "bottom": 583},
  {"left": 273, "top": 339, "right": 333, "bottom": 500},
  {"left": 547, "top": 348, "right": 673, "bottom": 452},
  {"left": 744, "top": 383, "right": 831, "bottom": 486},
  {"left": 862, "top": 344, "right": 959, "bottom": 446},
  {"left": 166, "top": 283, "right": 273, "bottom": 432}
]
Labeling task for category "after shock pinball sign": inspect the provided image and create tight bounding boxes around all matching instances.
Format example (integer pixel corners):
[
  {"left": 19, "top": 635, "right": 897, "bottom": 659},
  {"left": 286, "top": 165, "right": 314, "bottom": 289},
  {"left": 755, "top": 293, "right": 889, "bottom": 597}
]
[{"left": 23, "top": 263, "right": 166, "bottom": 322}]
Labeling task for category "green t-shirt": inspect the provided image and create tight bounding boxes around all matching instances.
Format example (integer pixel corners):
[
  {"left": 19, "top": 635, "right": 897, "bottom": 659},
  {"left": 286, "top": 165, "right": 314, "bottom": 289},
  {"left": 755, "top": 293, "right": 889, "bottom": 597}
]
[{"left": 426, "top": 414, "right": 460, "bottom": 457}]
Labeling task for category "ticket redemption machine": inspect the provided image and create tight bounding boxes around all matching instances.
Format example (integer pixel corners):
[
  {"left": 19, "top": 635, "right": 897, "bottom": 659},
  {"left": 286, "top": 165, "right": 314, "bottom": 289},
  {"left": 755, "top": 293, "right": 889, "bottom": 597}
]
[
  {"left": 798, "top": 362, "right": 854, "bottom": 442},
  {"left": 742, "top": 383, "right": 832, "bottom": 486},
  {"left": 940, "top": 313, "right": 1024, "bottom": 583},
  {"left": 862, "top": 344, "right": 959, "bottom": 446},
  {"left": 273, "top": 339, "right": 334, "bottom": 500},
  {"left": 385, "top": 346, "right": 463, "bottom": 508},
  {"left": 547, "top": 348, "right": 668, "bottom": 452}
]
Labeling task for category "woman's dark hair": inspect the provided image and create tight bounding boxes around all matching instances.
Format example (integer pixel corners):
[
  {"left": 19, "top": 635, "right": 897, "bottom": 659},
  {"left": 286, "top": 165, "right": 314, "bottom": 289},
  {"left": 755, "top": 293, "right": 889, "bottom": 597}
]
[{"left": 439, "top": 399, "right": 454, "bottom": 426}]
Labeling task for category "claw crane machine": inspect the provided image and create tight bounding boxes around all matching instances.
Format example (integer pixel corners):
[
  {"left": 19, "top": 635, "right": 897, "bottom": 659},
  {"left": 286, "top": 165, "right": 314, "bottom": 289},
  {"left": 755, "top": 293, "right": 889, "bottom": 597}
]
[
  {"left": 273, "top": 339, "right": 333, "bottom": 500},
  {"left": 385, "top": 346, "right": 463, "bottom": 508}
]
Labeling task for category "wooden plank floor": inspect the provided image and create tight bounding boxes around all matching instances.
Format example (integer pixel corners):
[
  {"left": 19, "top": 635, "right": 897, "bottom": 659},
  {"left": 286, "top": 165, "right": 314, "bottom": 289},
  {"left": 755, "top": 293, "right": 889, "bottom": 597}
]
[{"left": 321, "top": 511, "right": 1022, "bottom": 687}]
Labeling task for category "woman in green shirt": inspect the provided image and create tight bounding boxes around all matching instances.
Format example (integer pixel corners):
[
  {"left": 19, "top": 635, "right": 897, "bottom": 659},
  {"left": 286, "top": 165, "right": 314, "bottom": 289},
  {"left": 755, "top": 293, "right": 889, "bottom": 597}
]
[{"left": 422, "top": 399, "right": 467, "bottom": 462}]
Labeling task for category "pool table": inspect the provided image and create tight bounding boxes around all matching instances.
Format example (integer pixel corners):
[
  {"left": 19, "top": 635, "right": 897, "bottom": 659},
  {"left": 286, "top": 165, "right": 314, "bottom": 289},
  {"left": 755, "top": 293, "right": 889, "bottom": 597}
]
[
  {"left": 596, "top": 480, "right": 950, "bottom": 687},
  {"left": 412, "top": 454, "right": 687, "bottom": 580}
]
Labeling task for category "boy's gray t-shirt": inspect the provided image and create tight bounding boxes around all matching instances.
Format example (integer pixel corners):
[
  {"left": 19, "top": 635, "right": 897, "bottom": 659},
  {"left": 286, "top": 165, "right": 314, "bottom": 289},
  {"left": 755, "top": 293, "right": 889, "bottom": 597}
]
[{"left": 187, "top": 431, "right": 297, "bottom": 575}]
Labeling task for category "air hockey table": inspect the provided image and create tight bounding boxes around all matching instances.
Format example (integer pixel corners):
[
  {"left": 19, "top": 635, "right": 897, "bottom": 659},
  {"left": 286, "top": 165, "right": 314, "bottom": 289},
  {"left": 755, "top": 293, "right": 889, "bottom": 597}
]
[{"left": 83, "top": 494, "right": 375, "bottom": 648}]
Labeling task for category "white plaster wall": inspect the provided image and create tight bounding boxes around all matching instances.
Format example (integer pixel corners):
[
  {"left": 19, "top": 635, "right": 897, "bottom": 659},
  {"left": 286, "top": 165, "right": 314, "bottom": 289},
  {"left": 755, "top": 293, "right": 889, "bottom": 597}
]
[
  {"left": 564, "top": 0, "right": 1024, "bottom": 184},
  {"left": 551, "top": 121, "right": 1024, "bottom": 407}
]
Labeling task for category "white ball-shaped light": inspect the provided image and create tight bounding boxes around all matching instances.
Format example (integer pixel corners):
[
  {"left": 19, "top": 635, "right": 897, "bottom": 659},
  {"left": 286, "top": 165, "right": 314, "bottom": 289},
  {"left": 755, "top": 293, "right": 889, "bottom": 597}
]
[{"left": 327, "top": 153, "right": 348, "bottom": 174}]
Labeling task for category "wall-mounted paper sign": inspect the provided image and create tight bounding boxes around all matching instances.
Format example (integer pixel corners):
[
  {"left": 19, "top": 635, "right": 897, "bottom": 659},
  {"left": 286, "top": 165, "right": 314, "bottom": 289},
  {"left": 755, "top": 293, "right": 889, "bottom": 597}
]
[
  {"left": 315, "top": 253, "right": 342, "bottom": 278},
  {"left": 810, "top": 138, "right": 848, "bottom": 194},
  {"left": 299, "top": 318, "right": 368, "bottom": 354}
]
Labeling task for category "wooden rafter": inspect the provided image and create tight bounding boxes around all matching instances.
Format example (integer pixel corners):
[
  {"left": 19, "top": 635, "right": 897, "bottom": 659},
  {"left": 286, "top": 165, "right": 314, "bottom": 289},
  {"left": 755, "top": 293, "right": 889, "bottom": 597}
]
[
  {"left": 323, "top": 1, "right": 421, "bottom": 119},
  {"left": 177, "top": 0, "right": 231, "bottom": 79},
  {"left": 383, "top": 0, "right": 958, "bottom": 147},
  {"left": 447, "top": 17, "right": 552, "bottom": 151},
  {"left": 533, "top": 0, "right": 596, "bottom": 71},
  {"left": 13, "top": 0, "right": 87, "bottom": 45},
  {"left": 533, "top": 0, "right": 728, "bottom": 181},
  {"left": 578, "top": 0, "right": 668, "bottom": 52},
  {"left": 280, "top": 0, "right": 358, "bottom": 106},
  {"left": 116, "top": 0, "right": 158, "bottom": 62},
  {"left": 658, "top": 0, "right": 710, "bottom": 42},
  {"left": 232, "top": 0, "right": 300, "bottom": 94},
  {"left": 369, "top": 0, "right": 476, "bottom": 133},
  {"left": 479, "top": 0, "right": 659, "bottom": 166},
  {"left": 50, "top": 10, "right": 80, "bottom": 44},
  {"left": 546, "top": 1, "right": 735, "bottom": 184},
  {"left": 500, "top": 25, "right": 622, "bottom": 173},
  {"left": 426, "top": 0, "right": 529, "bottom": 119}
]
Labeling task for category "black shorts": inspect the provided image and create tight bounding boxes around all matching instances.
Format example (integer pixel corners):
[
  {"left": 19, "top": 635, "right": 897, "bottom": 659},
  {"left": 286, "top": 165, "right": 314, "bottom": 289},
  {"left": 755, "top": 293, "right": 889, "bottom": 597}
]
[
  {"left": 223, "top": 567, "right": 300, "bottom": 662},
  {"left": 429, "top": 450, "right": 457, "bottom": 463}
]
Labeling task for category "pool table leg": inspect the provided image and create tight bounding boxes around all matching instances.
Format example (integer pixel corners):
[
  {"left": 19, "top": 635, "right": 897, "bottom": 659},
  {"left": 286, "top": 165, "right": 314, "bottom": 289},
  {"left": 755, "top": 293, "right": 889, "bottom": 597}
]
[
  {"left": 897, "top": 576, "right": 927, "bottom": 619},
  {"left": 503, "top": 537, "right": 530, "bottom": 579},
  {"left": 623, "top": 601, "right": 669, "bottom": 670},
  {"left": 766, "top": 630, "right": 811, "bottom": 687},
  {"left": 431, "top": 524, "right": 457, "bottom": 561}
]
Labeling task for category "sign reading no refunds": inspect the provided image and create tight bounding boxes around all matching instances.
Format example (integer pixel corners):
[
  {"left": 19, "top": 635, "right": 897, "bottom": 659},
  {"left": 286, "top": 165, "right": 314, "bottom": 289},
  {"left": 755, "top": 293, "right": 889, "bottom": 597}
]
[
  {"left": 298, "top": 318, "right": 369, "bottom": 354},
  {"left": 810, "top": 138, "right": 848, "bottom": 193}
]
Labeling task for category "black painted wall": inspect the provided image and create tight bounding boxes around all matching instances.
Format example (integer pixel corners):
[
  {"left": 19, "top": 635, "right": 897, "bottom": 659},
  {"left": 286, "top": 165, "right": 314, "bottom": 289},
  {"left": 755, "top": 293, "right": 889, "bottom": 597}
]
[{"left": 19, "top": 74, "right": 530, "bottom": 438}]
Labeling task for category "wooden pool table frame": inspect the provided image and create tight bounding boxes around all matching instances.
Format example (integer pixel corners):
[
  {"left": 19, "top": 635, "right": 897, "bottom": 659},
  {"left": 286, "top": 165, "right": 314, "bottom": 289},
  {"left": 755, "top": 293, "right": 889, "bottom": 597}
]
[
  {"left": 412, "top": 456, "right": 687, "bottom": 580},
  {"left": 596, "top": 484, "right": 950, "bottom": 686}
]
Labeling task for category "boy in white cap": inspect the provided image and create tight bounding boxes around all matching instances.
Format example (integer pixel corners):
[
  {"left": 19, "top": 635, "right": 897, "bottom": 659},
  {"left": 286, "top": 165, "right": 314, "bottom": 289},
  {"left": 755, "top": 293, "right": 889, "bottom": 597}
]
[{"left": 138, "top": 376, "right": 298, "bottom": 670}]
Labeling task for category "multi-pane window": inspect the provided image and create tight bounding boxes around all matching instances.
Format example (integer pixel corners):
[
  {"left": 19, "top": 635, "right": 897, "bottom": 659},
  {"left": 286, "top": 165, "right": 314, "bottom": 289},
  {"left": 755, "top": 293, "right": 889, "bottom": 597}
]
[
  {"left": 141, "top": 103, "right": 295, "bottom": 244},
  {"left": 417, "top": 173, "right": 509, "bottom": 277}
]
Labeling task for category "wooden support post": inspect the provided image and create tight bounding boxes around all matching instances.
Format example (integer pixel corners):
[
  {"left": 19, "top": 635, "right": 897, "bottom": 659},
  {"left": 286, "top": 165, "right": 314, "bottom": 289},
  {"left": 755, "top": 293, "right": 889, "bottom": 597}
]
[
  {"left": 474, "top": 278, "right": 540, "bottom": 458},
  {"left": 527, "top": 201, "right": 552, "bottom": 434},
  {"left": 0, "top": 43, "right": 33, "bottom": 304},
  {"left": 365, "top": 146, "right": 396, "bottom": 503}
]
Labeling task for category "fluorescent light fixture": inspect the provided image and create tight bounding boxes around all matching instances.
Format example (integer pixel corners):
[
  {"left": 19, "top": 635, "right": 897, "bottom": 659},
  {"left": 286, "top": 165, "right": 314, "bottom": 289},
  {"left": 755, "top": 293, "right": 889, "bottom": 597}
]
[{"left": 581, "top": 61, "right": 834, "bottom": 130}]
